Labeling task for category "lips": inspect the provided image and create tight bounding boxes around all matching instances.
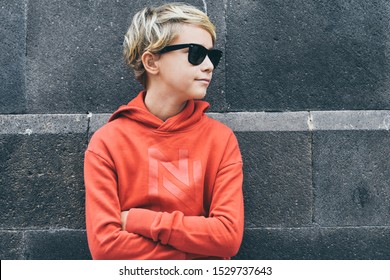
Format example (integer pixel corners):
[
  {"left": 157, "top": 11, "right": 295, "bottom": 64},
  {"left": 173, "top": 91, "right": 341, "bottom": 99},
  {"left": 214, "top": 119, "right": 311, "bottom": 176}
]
[{"left": 195, "top": 78, "right": 211, "bottom": 83}]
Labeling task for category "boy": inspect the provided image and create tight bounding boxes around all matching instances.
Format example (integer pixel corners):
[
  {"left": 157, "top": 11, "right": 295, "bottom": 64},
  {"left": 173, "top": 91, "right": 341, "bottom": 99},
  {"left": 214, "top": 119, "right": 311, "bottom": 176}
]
[{"left": 84, "top": 2, "right": 244, "bottom": 259}]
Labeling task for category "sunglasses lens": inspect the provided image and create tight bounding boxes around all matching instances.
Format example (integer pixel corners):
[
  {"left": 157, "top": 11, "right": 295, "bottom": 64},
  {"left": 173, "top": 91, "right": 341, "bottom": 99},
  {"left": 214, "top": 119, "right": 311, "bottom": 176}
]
[
  {"left": 187, "top": 45, "right": 223, "bottom": 68},
  {"left": 189, "top": 46, "right": 222, "bottom": 68},
  {"left": 209, "top": 50, "right": 222, "bottom": 68},
  {"left": 189, "top": 45, "right": 208, "bottom": 65}
]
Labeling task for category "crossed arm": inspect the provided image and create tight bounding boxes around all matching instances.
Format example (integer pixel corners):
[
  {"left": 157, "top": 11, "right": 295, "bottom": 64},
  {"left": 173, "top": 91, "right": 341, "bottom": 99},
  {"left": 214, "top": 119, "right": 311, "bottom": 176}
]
[{"left": 118, "top": 161, "right": 244, "bottom": 258}]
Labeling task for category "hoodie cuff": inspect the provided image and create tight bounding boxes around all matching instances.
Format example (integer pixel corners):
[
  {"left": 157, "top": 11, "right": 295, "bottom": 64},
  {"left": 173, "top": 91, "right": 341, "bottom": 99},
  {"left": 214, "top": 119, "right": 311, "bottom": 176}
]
[{"left": 126, "top": 208, "right": 157, "bottom": 239}]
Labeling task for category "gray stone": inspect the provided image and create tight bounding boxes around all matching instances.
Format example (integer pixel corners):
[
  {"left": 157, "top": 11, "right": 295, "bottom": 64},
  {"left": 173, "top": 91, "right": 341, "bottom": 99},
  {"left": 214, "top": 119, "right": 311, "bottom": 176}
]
[
  {"left": 0, "top": 0, "right": 27, "bottom": 113},
  {"left": 209, "top": 111, "right": 309, "bottom": 131},
  {"left": 0, "top": 134, "right": 86, "bottom": 229},
  {"left": 88, "top": 113, "right": 110, "bottom": 135},
  {"left": 0, "top": 114, "right": 88, "bottom": 135},
  {"left": 26, "top": 0, "right": 139, "bottom": 113},
  {"left": 226, "top": 0, "right": 390, "bottom": 111},
  {"left": 234, "top": 226, "right": 390, "bottom": 260},
  {"left": 236, "top": 131, "right": 313, "bottom": 228},
  {"left": 310, "top": 110, "right": 390, "bottom": 131},
  {"left": 25, "top": 230, "right": 91, "bottom": 259},
  {"left": 235, "top": 228, "right": 319, "bottom": 260},
  {"left": 0, "top": 231, "right": 24, "bottom": 259},
  {"left": 319, "top": 226, "right": 390, "bottom": 259},
  {"left": 26, "top": 0, "right": 225, "bottom": 114},
  {"left": 313, "top": 130, "right": 390, "bottom": 226}
]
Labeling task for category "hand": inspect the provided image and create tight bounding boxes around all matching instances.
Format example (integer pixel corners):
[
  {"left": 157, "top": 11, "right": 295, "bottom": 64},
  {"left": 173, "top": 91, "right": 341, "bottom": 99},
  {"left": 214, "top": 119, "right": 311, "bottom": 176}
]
[{"left": 121, "top": 210, "right": 129, "bottom": 230}]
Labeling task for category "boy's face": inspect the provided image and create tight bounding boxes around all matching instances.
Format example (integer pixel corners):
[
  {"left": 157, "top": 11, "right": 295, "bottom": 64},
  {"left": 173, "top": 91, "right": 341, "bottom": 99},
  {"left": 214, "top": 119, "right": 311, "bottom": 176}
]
[{"left": 156, "top": 24, "right": 215, "bottom": 102}]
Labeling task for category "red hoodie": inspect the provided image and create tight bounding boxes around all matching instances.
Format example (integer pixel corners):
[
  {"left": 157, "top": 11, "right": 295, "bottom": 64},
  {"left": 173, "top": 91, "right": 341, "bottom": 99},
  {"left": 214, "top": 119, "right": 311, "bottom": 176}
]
[{"left": 84, "top": 91, "right": 244, "bottom": 260}]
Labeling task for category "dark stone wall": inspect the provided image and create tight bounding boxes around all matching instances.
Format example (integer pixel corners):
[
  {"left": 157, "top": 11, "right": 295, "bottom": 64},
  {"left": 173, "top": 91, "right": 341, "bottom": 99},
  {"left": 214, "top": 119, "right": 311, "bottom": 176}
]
[
  {"left": 226, "top": 0, "right": 390, "bottom": 111},
  {"left": 0, "top": 0, "right": 27, "bottom": 113},
  {"left": 1, "top": 0, "right": 390, "bottom": 259}
]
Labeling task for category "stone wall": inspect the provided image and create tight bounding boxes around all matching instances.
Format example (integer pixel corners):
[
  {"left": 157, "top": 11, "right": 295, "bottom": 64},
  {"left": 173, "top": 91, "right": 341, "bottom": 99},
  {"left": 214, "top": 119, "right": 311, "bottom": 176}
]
[{"left": 1, "top": 0, "right": 390, "bottom": 259}]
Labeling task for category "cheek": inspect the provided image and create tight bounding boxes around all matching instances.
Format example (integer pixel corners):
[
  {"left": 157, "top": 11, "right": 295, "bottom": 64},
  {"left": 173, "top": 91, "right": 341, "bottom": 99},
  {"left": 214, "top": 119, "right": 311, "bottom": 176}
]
[
  {"left": 174, "top": 67, "right": 196, "bottom": 81},
  {"left": 166, "top": 61, "right": 190, "bottom": 76}
]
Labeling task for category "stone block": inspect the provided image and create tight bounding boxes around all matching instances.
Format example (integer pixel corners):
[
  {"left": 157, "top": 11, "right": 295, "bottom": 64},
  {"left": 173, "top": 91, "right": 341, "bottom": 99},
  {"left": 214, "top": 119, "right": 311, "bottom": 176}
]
[
  {"left": 236, "top": 131, "right": 313, "bottom": 228},
  {"left": 209, "top": 111, "right": 309, "bottom": 131},
  {"left": 313, "top": 130, "right": 390, "bottom": 226},
  {"left": 310, "top": 110, "right": 390, "bottom": 131},
  {"left": 235, "top": 228, "right": 319, "bottom": 260},
  {"left": 234, "top": 227, "right": 390, "bottom": 260},
  {"left": 319, "top": 227, "right": 390, "bottom": 259},
  {"left": 26, "top": 0, "right": 225, "bottom": 113},
  {"left": 0, "top": 0, "right": 27, "bottom": 113},
  {"left": 25, "top": 230, "right": 91, "bottom": 259},
  {"left": 226, "top": 0, "right": 390, "bottom": 111},
  {"left": 0, "top": 231, "right": 24, "bottom": 259},
  {"left": 0, "top": 133, "right": 86, "bottom": 229},
  {"left": 0, "top": 114, "right": 88, "bottom": 134}
]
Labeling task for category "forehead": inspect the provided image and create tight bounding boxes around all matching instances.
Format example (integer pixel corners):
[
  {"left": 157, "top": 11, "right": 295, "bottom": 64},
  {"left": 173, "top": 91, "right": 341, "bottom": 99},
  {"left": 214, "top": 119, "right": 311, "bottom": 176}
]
[{"left": 172, "top": 24, "right": 213, "bottom": 49}]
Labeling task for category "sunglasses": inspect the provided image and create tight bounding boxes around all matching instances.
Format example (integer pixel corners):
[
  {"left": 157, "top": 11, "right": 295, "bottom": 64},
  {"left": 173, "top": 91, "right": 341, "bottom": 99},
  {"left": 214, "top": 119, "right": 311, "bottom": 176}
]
[{"left": 158, "top": 43, "right": 223, "bottom": 68}]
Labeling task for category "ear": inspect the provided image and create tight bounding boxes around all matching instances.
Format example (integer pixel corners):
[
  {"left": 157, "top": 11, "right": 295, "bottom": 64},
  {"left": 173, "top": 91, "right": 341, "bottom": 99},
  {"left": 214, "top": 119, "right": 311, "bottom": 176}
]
[{"left": 141, "top": 51, "right": 159, "bottom": 75}]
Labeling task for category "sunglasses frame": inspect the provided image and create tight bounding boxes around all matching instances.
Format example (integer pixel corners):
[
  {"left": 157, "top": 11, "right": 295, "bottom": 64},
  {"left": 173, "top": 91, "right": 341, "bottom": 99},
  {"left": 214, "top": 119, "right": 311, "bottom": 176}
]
[{"left": 158, "top": 43, "right": 223, "bottom": 68}]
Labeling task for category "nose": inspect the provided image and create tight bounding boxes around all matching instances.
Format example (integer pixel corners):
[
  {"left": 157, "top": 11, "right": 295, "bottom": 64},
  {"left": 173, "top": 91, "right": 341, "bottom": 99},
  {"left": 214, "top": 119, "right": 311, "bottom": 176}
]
[{"left": 200, "top": 55, "right": 214, "bottom": 72}]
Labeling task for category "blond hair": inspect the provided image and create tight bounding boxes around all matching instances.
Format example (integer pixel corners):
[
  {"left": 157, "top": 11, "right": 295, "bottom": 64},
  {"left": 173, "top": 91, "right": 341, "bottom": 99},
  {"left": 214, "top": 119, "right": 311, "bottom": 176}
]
[{"left": 123, "top": 2, "right": 217, "bottom": 87}]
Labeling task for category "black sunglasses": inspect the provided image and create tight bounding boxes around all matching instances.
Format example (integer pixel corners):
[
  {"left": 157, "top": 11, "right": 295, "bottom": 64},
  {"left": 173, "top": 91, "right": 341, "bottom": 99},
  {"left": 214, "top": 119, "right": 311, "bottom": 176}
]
[{"left": 158, "top": 43, "right": 223, "bottom": 68}]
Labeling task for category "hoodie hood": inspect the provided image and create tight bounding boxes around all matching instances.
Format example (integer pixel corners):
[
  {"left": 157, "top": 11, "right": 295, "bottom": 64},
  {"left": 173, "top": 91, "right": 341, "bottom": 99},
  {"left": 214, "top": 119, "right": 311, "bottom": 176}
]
[{"left": 109, "top": 91, "right": 210, "bottom": 132}]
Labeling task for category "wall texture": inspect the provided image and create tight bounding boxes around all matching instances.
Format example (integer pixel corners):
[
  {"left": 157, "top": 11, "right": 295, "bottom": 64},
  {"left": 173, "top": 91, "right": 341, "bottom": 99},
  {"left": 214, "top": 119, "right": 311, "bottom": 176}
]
[{"left": 1, "top": 0, "right": 390, "bottom": 259}]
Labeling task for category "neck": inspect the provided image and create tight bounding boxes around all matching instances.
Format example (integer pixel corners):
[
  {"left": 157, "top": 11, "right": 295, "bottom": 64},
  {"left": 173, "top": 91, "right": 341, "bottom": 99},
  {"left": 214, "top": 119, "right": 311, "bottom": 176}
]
[{"left": 144, "top": 88, "right": 187, "bottom": 121}]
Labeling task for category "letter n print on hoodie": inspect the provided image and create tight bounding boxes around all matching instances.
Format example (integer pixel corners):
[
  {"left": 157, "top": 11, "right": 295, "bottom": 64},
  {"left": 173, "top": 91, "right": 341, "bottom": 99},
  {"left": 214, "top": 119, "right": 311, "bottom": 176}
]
[{"left": 148, "top": 147, "right": 203, "bottom": 213}]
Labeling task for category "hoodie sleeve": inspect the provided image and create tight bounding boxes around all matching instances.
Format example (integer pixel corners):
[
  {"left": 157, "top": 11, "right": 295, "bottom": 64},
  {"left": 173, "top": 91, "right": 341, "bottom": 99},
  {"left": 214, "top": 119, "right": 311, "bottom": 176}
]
[
  {"left": 84, "top": 149, "right": 194, "bottom": 260},
  {"left": 125, "top": 133, "right": 244, "bottom": 258}
]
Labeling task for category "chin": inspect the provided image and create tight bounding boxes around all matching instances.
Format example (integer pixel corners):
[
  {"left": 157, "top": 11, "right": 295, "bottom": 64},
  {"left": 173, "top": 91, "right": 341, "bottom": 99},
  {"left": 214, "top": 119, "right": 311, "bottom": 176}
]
[
  {"left": 185, "top": 87, "right": 208, "bottom": 100},
  {"left": 194, "top": 93, "right": 207, "bottom": 100},
  {"left": 194, "top": 90, "right": 208, "bottom": 100}
]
